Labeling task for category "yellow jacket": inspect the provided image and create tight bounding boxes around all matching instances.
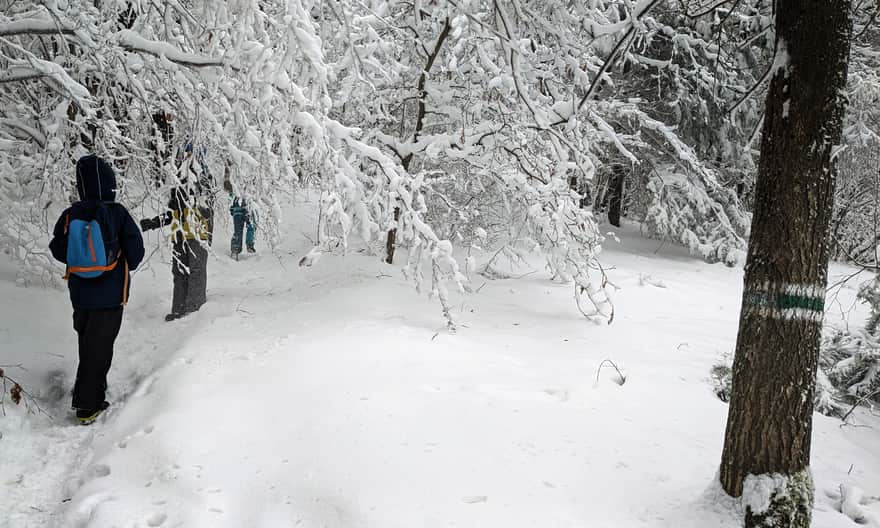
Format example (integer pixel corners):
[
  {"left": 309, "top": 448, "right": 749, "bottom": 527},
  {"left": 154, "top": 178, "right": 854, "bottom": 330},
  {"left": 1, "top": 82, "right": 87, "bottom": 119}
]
[{"left": 170, "top": 207, "right": 212, "bottom": 242}]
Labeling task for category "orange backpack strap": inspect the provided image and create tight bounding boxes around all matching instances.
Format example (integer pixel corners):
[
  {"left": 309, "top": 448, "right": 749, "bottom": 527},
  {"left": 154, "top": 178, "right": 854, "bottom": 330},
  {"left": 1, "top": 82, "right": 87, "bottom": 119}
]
[
  {"left": 122, "top": 259, "right": 130, "bottom": 305},
  {"left": 64, "top": 250, "right": 124, "bottom": 280},
  {"left": 65, "top": 261, "right": 120, "bottom": 274}
]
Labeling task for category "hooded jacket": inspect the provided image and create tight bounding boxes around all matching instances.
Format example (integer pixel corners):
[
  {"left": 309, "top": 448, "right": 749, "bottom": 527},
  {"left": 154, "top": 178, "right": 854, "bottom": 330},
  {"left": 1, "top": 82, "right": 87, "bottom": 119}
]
[{"left": 50, "top": 155, "right": 145, "bottom": 308}]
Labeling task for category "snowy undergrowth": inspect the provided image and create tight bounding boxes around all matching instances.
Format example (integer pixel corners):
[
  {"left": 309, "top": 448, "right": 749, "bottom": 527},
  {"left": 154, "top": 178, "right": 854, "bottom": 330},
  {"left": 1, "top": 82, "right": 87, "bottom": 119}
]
[{"left": 1, "top": 210, "right": 879, "bottom": 528}]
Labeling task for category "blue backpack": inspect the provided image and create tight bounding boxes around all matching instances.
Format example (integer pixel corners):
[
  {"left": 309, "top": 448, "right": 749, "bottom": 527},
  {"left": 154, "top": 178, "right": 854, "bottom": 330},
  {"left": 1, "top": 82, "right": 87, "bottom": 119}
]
[{"left": 65, "top": 204, "right": 120, "bottom": 279}]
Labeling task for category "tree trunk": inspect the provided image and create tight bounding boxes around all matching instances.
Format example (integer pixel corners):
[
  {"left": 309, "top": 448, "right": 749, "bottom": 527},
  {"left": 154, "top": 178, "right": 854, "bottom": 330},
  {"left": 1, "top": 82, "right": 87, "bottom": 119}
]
[
  {"left": 719, "top": 2, "right": 852, "bottom": 527},
  {"left": 384, "top": 18, "right": 452, "bottom": 264},
  {"left": 607, "top": 163, "right": 625, "bottom": 227},
  {"left": 385, "top": 206, "right": 401, "bottom": 264}
]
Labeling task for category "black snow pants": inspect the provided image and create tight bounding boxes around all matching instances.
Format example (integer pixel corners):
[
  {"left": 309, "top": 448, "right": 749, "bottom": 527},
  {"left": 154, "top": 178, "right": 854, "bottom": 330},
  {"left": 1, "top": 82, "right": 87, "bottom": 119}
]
[
  {"left": 72, "top": 306, "right": 124, "bottom": 410},
  {"left": 171, "top": 238, "right": 208, "bottom": 315}
]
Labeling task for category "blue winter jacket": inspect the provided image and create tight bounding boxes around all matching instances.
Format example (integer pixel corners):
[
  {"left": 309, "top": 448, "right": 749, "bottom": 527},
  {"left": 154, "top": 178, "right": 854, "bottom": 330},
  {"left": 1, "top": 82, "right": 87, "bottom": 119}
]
[
  {"left": 49, "top": 156, "right": 145, "bottom": 309},
  {"left": 230, "top": 196, "right": 249, "bottom": 217}
]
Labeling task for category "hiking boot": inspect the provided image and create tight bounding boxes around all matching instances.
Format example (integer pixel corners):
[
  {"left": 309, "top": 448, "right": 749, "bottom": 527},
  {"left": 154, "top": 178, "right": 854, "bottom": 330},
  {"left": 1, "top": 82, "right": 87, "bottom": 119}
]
[
  {"left": 246, "top": 245, "right": 256, "bottom": 253},
  {"left": 76, "top": 401, "right": 109, "bottom": 425},
  {"left": 231, "top": 251, "right": 240, "bottom": 261},
  {"left": 164, "top": 312, "right": 185, "bottom": 322}
]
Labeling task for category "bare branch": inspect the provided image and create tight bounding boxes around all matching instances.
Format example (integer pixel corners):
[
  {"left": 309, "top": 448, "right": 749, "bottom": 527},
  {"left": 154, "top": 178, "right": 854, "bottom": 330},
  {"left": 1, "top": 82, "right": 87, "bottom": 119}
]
[
  {"left": 685, "top": 0, "right": 739, "bottom": 18},
  {"left": 725, "top": 48, "right": 777, "bottom": 116}
]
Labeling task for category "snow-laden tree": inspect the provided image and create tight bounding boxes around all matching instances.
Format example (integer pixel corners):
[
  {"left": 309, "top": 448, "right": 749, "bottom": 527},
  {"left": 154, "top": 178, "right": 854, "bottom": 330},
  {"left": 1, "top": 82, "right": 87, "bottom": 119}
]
[
  {"left": 1, "top": 0, "right": 319, "bottom": 279},
  {"left": 1, "top": 0, "right": 807, "bottom": 326},
  {"left": 816, "top": 271, "right": 880, "bottom": 420},
  {"left": 0, "top": 0, "right": 475, "bottom": 325},
  {"left": 812, "top": 6, "right": 880, "bottom": 420},
  {"left": 319, "top": 0, "right": 759, "bottom": 303},
  {"left": 586, "top": 0, "right": 774, "bottom": 263},
  {"left": 832, "top": 11, "right": 880, "bottom": 266}
]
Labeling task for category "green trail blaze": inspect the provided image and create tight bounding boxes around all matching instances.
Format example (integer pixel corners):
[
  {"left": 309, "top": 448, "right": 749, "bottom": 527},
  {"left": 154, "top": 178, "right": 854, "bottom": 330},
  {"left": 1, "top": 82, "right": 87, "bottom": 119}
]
[{"left": 744, "top": 288, "right": 825, "bottom": 313}]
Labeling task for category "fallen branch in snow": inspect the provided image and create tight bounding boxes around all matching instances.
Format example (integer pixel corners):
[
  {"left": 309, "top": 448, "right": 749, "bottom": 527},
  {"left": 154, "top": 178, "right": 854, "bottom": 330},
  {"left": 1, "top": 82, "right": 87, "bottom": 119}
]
[
  {"left": 298, "top": 246, "right": 324, "bottom": 267},
  {"left": 638, "top": 273, "right": 667, "bottom": 288},
  {"left": 595, "top": 359, "right": 626, "bottom": 386},
  {"left": 0, "top": 366, "right": 50, "bottom": 418},
  {"left": 841, "top": 388, "right": 880, "bottom": 423},
  {"left": 575, "top": 261, "right": 617, "bottom": 325},
  {"left": 235, "top": 295, "right": 253, "bottom": 316}
]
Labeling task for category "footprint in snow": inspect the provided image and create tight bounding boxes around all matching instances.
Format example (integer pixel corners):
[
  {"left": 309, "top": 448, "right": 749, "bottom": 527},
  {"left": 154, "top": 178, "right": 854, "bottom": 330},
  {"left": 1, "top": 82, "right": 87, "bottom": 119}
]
[
  {"left": 132, "top": 375, "right": 157, "bottom": 397},
  {"left": 543, "top": 388, "right": 570, "bottom": 402},
  {"left": 146, "top": 512, "right": 167, "bottom": 526},
  {"left": 88, "top": 464, "right": 111, "bottom": 479},
  {"left": 44, "top": 369, "right": 68, "bottom": 402},
  {"left": 117, "top": 424, "right": 155, "bottom": 448}
]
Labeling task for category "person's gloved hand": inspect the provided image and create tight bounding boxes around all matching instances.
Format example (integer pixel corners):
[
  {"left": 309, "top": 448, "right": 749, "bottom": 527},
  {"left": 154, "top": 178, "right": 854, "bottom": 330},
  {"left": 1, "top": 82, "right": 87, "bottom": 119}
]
[{"left": 140, "top": 218, "right": 158, "bottom": 231}]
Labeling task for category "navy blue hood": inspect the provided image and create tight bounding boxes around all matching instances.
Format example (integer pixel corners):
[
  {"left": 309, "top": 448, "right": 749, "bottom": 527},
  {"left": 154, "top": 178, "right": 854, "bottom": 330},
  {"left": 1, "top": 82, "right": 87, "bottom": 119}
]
[{"left": 76, "top": 155, "right": 117, "bottom": 202}]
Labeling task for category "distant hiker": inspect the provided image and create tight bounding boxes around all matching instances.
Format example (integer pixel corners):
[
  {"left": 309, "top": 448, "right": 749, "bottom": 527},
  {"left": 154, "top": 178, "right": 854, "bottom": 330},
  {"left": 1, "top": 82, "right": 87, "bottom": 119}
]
[
  {"left": 140, "top": 142, "right": 214, "bottom": 322},
  {"left": 49, "top": 155, "right": 145, "bottom": 425},
  {"left": 230, "top": 196, "right": 257, "bottom": 259},
  {"left": 224, "top": 178, "right": 256, "bottom": 259}
]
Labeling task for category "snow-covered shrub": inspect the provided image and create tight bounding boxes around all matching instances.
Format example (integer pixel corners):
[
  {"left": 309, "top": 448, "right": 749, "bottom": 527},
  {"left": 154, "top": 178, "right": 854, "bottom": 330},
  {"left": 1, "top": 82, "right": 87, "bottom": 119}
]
[
  {"left": 813, "top": 369, "right": 847, "bottom": 418},
  {"left": 643, "top": 167, "right": 747, "bottom": 266},
  {"left": 742, "top": 470, "right": 813, "bottom": 528},
  {"left": 822, "top": 330, "right": 880, "bottom": 407},
  {"left": 814, "top": 274, "right": 880, "bottom": 416},
  {"left": 860, "top": 274, "right": 880, "bottom": 335},
  {"left": 711, "top": 361, "right": 733, "bottom": 403}
]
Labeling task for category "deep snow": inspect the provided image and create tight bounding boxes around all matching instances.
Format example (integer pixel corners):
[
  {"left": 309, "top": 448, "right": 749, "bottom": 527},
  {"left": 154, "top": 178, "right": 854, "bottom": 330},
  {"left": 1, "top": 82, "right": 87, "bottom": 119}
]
[{"left": 1, "top": 206, "right": 879, "bottom": 528}]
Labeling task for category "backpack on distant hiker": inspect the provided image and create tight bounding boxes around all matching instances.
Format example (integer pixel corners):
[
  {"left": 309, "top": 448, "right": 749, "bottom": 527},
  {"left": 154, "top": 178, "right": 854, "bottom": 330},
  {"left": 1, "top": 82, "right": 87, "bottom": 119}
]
[{"left": 64, "top": 203, "right": 122, "bottom": 279}]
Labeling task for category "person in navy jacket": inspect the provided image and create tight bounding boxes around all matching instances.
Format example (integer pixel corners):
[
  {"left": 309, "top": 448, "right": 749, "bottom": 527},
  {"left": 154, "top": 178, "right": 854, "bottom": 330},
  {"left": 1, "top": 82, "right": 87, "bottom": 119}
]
[{"left": 49, "top": 155, "right": 144, "bottom": 424}]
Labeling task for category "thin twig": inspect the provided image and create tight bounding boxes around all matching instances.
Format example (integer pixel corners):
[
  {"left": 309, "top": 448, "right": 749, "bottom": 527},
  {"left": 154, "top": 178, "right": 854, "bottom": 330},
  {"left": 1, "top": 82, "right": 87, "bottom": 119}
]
[
  {"left": 841, "top": 388, "right": 880, "bottom": 422},
  {"left": 595, "top": 359, "right": 626, "bottom": 386}
]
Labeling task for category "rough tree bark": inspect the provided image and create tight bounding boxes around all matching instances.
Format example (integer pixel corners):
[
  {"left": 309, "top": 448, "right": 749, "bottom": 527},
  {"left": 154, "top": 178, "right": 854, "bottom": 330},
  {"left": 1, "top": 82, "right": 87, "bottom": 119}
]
[{"left": 719, "top": 1, "right": 852, "bottom": 527}]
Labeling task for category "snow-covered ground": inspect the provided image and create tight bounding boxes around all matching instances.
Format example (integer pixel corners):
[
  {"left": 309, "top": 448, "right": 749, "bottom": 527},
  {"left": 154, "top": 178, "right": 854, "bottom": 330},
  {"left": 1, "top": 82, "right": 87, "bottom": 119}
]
[{"left": 1, "top": 206, "right": 879, "bottom": 528}]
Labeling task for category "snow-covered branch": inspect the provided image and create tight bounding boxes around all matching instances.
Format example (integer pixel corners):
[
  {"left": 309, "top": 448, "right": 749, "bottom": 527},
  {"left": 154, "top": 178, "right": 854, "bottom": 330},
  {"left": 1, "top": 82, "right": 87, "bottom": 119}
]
[
  {"left": 115, "top": 30, "right": 224, "bottom": 68},
  {"left": 0, "top": 18, "right": 76, "bottom": 37}
]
